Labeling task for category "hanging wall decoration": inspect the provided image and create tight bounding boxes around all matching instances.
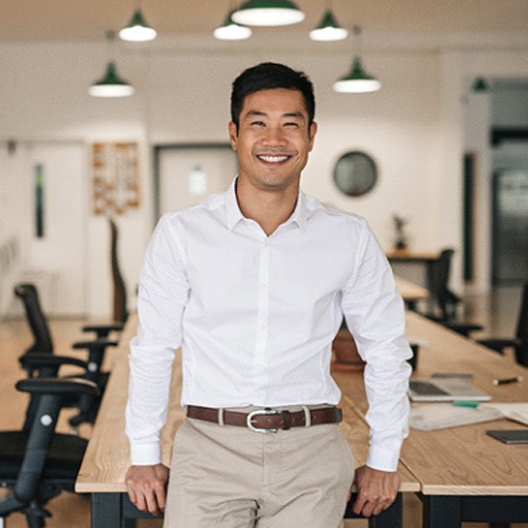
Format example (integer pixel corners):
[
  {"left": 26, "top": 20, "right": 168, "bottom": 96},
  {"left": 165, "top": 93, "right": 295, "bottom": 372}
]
[{"left": 91, "top": 142, "right": 140, "bottom": 215}]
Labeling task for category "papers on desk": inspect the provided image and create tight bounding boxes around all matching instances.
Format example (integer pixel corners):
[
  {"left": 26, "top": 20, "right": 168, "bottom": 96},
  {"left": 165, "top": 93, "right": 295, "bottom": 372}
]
[
  {"left": 409, "top": 404, "right": 502, "bottom": 431},
  {"left": 480, "top": 403, "right": 528, "bottom": 427},
  {"left": 409, "top": 402, "right": 528, "bottom": 431}
]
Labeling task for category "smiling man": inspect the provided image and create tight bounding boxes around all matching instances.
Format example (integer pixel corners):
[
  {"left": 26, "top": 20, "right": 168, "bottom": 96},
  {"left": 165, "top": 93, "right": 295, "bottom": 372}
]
[{"left": 125, "top": 62, "right": 411, "bottom": 528}]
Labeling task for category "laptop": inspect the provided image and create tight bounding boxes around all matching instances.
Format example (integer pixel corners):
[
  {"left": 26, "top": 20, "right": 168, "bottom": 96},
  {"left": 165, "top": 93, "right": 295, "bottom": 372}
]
[{"left": 408, "top": 377, "right": 492, "bottom": 402}]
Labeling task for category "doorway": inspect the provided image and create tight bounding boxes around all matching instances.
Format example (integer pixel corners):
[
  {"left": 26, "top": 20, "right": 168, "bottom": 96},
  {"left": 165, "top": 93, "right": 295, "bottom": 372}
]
[
  {"left": 492, "top": 169, "right": 528, "bottom": 284},
  {"left": 153, "top": 143, "right": 237, "bottom": 222}
]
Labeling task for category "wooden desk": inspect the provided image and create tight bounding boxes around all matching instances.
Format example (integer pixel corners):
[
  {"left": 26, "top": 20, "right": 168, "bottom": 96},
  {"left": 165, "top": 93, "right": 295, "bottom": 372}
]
[
  {"left": 335, "top": 311, "right": 528, "bottom": 527},
  {"left": 387, "top": 251, "right": 439, "bottom": 301},
  {"left": 394, "top": 276, "right": 429, "bottom": 310},
  {"left": 386, "top": 250, "right": 440, "bottom": 263},
  {"left": 76, "top": 316, "right": 419, "bottom": 527}
]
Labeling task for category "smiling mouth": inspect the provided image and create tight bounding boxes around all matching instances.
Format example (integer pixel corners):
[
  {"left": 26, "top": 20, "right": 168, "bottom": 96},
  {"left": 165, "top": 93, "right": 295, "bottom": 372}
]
[{"left": 257, "top": 154, "right": 291, "bottom": 163}]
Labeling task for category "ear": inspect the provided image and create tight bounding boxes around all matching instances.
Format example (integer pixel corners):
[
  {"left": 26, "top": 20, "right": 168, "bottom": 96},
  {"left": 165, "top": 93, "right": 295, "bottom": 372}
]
[
  {"left": 308, "top": 121, "right": 317, "bottom": 152},
  {"left": 228, "top": 121, "right": 238, "bottom": 150}
]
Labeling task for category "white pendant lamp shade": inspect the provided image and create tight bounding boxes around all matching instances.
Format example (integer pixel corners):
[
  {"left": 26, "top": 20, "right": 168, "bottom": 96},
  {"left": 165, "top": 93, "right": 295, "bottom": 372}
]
[
  {"left": 333, "top": 57, "right": 381, "bottom": 93},
  {"left": 89, "top": 62, "right": 135, "bottom": 97},
  {"left": 119, "top": 9, "right": 157, "bottom": 42},
  {"left": 309, "top": 9, "right": 348, "bottom": 41},
  {"left": 214, "top": 10, "right": 252, "bottom": 40},
  {"left": 232, "top": 0, "right": 305, "bottom": 27}
]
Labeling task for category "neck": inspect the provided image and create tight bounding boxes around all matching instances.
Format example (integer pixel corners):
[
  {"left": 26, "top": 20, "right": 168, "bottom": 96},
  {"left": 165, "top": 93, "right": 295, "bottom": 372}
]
[{"left": 236, "top": 179, "right": 299, "bottom": 236}]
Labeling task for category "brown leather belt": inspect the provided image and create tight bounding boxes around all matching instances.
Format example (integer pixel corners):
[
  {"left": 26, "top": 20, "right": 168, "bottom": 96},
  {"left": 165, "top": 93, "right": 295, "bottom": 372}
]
[{"left": 186, "top": 405, "right": 343, "bottom": 433}]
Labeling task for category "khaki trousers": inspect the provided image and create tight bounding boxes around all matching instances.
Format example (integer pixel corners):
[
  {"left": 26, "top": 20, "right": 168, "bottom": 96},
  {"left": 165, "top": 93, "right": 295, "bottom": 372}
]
[{"left": 163, "top": 409, "right": 355, "bottom": 528}]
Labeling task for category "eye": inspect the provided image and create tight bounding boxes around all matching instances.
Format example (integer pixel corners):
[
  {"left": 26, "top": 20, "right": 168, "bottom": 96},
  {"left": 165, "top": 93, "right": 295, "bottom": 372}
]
[
  {"left": 284, "top": 121, "right": 300, "bottom": 128},
  {"left": 250, "top": 120, "right": 266, "bottom": 127}
]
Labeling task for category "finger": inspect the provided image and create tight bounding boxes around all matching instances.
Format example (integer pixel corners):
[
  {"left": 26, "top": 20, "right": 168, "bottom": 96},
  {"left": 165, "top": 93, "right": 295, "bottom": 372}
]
[
  {"left": 126, "top": 486, "right": 137, "bottom": 507},
  {"left": 352, "top": 495, "right": 369, "bottom": 516},
  {"left": 145, "top": 491, "right": 162, "bottom": 516},
  {"left": 371, "top": 501, "right": 386, "bottom": 517},
  {"left": 154, "top": 485, "right": 167, "bottom": 513},
  {"left": 134, "top": 492, "right": 148, "bottom": 513}
]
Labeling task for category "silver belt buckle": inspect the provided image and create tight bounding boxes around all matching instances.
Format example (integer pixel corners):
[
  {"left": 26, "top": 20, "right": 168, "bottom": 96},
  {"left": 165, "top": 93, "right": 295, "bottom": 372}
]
[{"left": 246, "top": 408, "right": 278, "bottom": 433}]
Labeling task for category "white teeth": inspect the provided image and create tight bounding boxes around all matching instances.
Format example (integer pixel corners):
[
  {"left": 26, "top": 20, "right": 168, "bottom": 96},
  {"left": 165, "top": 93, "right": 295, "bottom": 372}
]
[{"left": 258, "top": 155, "right": 288, "bottom": 163}]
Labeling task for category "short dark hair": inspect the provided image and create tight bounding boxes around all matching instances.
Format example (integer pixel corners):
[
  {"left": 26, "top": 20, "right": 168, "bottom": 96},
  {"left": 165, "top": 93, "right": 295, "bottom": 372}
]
[{"left": 230, "top": 62, "right": 315, "bottom": 129}]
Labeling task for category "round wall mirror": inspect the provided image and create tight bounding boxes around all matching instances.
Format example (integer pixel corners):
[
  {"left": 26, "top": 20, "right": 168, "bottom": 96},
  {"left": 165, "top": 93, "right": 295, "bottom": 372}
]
[{"left": 333, "top": 151, "right": 378, "bottom": 197}]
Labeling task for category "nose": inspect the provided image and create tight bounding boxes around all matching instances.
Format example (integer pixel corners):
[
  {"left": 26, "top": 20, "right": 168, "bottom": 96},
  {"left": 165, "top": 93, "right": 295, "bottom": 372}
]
[{"left": 262, "top": 125, "right": 287, "bottom": 147}]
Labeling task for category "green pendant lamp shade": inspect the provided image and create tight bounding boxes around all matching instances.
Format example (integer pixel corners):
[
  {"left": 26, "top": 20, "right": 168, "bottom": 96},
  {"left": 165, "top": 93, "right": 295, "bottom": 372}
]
[
  {"left": 89, "top": 62, "right": 135, "bottom": 98},
  {"left": 232, "top": 0, "right": 305, "bottom": 26},
  {"left": 472, "top": 77, "right": 489, "bottom": 92},
  {"left": 214, "top": 9, "right": 252, "bottom": 40},
  {"left": 119, "top": 8, "right": 157, "bottom": 42},
  {"left": 309, "top": 9, "right": 348, "bottom": 41},
  {"left": 333, "top": 57, "right": 381, "bottom": 93}
]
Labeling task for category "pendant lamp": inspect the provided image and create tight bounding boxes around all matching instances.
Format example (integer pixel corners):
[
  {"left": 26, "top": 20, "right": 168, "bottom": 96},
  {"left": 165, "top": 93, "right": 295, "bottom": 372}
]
[
  {"left": 333, "top": 26, "right": 381, "bottom": 93},
  {"left": 472, "top": 77, "right": 489, "bottom": 93},
  {"left": 232, "top": 0, "right": 305, "bottom": 27},
  {"left": 89, "top": 31, "right": 135, "bottom": 98},
  {"left": 214, "top": 9, "right": 252, "bottom": 40},
  {"left": 309, "top": 8, "right": 348, "bottom": 41},
  {"left": 119, "top": 8, "right": 157, "bottom": 42},
  {"left": 89, "top": 62, "right": 135, "bottom": 97}
]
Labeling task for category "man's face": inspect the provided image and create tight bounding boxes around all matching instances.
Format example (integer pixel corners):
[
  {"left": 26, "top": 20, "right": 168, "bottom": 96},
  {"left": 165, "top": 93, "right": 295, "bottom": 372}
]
[{"left": 229, "top": 88, "right": 317, "bottom": 193}]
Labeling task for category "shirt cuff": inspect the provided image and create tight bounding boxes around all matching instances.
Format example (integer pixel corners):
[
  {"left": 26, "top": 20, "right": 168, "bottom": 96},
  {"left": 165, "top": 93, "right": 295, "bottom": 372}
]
[
  {"left": 366, "top": 444, "right": 401, "bottom": 472},
  {"left": 129, "top": 440, "right": 162, "bottom": 466}
]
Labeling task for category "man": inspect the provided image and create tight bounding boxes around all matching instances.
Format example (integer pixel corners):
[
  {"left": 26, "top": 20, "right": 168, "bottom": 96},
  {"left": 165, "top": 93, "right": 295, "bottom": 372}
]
[{"left": 125, "top": 62, "right": 411, "bottom": 527}]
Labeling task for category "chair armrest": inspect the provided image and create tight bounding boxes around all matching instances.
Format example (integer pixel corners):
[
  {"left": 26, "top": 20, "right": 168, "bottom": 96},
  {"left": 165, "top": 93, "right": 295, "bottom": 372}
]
[
  {"left": 72, "top": 338, "right": 119, "bottom": 350},
  {"left": 71, "top": 339, "right": 118, "bottom": 376},
  {"left": 15, "top": 377, "right": 99, "bottom": 397},
  {"left": 82, "top": 322, "right": 124, "bottom": 338},
  {"left": 19, "top": 353, "right": 89, "bottom": 377},
  {"left": 477, "top": 338, "right": 521, "bottom": 354}
]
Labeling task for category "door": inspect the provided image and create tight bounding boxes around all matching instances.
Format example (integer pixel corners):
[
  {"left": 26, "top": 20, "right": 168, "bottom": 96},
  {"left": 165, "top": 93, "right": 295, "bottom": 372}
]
[
  {"left": 154, "top": 144, "right": 237, "bottom": 221},
  {"left": 28, "top": 143, "right": 87, "bottom": 315},
  {"left": 492, "top": 170, "right": 528, "bottom": 284}
]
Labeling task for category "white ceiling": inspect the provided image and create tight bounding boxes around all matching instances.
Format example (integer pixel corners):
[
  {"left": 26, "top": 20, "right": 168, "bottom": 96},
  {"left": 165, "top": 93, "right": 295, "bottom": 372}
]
[{"left": 2, "top": 0, "right": 528, "bottom": 43}]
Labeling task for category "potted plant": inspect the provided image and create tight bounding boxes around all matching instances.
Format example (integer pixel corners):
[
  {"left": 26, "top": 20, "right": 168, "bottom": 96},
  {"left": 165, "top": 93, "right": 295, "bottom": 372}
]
[{"left": 392, "top": 214, "right": 409, "bottom": 252}]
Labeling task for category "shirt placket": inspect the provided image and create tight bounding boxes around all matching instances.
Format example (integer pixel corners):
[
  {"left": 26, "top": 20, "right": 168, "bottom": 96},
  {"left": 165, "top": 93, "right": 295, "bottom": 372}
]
[{"left": 253, "top": 236, "right": 270, "bottom": 395}]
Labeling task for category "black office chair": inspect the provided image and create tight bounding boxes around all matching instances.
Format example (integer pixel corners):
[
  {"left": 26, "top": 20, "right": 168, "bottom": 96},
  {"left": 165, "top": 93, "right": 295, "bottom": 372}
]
[
  {"left": 0, "top": 377, "right": 98, "bottom": 528},
  {"left": 424, "top": 248, "right": 483, "bottom": 337},
  {"left": 14, "top": 283, "right": 116, "bottom": 427},
  {"left": 477, "top": 283, "right": 528, "bottom": 367},
  {"left": 82, "top": 217, "right": 129, "bottom": 338}
]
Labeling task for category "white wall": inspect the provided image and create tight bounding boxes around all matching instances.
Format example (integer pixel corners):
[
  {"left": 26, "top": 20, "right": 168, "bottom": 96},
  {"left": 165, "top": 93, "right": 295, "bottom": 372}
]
[{"left": 1, "top": 34, "right": 528, "bottom": 317}]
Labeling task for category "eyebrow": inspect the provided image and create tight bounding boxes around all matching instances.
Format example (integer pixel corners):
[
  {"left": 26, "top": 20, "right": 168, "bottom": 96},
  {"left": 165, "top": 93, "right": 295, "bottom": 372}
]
[{"left": 243, "top": 110, "right": 306, "bottom": 121}]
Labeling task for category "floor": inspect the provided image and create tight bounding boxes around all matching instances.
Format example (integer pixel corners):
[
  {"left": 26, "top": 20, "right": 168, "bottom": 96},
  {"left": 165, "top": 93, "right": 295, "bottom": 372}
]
[{"left": 0, "top": 285, "right": 525, "bottom": 528}]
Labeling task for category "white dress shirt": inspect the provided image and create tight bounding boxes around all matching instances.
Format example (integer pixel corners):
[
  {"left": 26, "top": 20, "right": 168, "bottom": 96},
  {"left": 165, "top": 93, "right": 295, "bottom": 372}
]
[{"left": 126, "top": 178, "right": 411, "bottom": 471}]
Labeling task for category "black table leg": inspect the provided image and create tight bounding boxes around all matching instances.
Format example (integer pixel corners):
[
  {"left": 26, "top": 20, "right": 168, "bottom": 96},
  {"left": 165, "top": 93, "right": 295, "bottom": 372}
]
[
  {"left": 369, "top": 493, "right": 403, "bottom": 528},
  {"left": 91, "top": 492, "right": 122, "bottom": 528}
]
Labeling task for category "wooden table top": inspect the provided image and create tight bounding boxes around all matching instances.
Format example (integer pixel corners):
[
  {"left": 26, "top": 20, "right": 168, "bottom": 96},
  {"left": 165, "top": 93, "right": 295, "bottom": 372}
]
[
  {"left": 394, "top": 276, "right": 429, "bottom": 302},
  {"left": 386, "top": 249, "right": 440, "bottom": 262},
  {"left": 334, "top": 311, "right": 528, "bottom": 496},
  {"left": 77, "top": 310, "right": 528, "bottom": 498}
]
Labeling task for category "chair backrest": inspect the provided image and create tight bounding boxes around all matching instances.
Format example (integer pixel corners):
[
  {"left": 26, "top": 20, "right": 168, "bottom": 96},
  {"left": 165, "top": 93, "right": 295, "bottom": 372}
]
[
  {"left": 430, "top": 249, "right": 458, "bottom": 320},
  {"left": 0, "top": 378, "right": 96, "bottom": 527},
  {"left": 14, "top": 283, "right": 53, "bottom": 355},
  {"left": 109, "top": 218, "right": 128, "bottom": 325},
  {"left": 514, "top": 282, "right": 528, "bottom": 367}
]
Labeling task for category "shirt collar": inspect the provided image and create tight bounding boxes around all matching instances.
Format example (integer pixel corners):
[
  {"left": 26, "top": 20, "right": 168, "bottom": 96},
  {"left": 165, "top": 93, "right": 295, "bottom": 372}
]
[
  {"left": 225, "top": 176, "right": 308, "bottom": 232},
  {"left": 226, "top": 177, "right": 244, "bottom": 231}
]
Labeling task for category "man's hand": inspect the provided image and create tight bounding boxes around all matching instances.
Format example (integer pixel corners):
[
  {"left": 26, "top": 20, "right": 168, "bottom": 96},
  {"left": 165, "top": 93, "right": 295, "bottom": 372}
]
[
  {"left": 125, "top": 463, "right": 170, "bottom": 516},
  {"left": 349, "top": 465, "right": 400, "bottom": 517}
]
